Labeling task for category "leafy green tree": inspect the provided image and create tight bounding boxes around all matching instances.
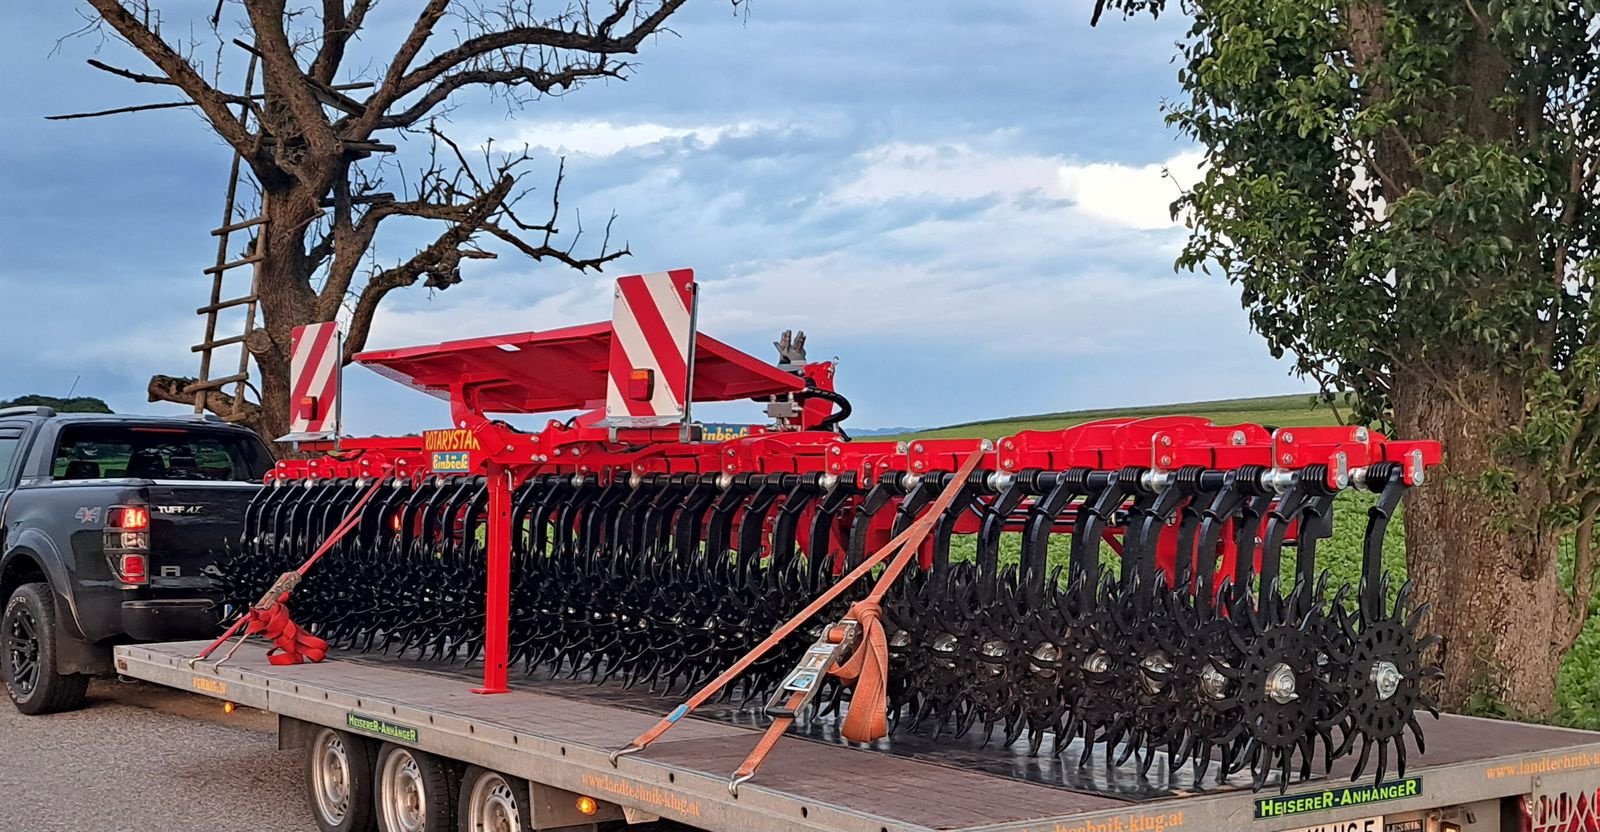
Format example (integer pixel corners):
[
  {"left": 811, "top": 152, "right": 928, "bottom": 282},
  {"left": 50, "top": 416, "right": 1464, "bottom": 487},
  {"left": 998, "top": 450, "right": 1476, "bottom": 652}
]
[
  {"left": 0, "top": 395, "right": 113, "bottom": 414},
  {"left": 1096, "top": 0, "right": 1600, "bottom": 714}
]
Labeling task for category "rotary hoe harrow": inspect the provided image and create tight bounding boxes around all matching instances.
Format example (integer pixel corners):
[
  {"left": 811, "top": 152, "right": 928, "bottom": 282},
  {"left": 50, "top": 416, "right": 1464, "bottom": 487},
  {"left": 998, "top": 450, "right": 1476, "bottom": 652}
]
[{"left": 218, "top": 270, "right": 1444, "bottom": 796}]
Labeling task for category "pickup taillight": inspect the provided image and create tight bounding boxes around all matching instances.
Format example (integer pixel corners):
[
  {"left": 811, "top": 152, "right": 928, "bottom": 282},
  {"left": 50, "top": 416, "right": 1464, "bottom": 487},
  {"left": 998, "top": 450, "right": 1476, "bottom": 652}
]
[{"left": 104, "top": 505, "right": 151, "bottom": 587}]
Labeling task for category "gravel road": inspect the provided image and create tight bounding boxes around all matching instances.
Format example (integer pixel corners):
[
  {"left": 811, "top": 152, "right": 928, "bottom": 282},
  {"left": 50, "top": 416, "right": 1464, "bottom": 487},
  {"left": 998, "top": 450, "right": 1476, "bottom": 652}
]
[{"left": 0, "top": 678, "right": 309, "bottom": 832}]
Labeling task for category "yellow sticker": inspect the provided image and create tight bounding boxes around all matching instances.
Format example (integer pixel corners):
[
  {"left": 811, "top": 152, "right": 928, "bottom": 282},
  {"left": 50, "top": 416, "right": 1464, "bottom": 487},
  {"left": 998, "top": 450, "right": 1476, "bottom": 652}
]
[{"left": 192, "top": 676, "right": 228, "bottom": 696}]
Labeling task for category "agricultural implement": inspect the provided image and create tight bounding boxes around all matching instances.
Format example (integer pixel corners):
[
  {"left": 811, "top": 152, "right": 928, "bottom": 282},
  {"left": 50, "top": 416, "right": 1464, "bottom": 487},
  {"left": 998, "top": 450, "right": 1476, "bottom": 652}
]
[{"left": 219, "top": 269, "right": 1445, "bottom": 796}]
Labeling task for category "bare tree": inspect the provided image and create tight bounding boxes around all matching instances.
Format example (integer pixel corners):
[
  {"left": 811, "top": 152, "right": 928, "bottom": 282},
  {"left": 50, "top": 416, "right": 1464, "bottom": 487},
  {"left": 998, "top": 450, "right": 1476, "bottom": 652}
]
[{"left": 67, "top": 0, "right": 693, "bottom": 441}]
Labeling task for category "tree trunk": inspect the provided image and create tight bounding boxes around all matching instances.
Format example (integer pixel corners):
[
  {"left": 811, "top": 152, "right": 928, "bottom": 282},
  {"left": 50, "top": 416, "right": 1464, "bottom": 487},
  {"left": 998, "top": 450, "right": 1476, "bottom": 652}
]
[
  {"left": 1393, "top": 361, "right": 1563, "bottom": 716},
  {"left": 247, "top": 185, "right": 324, "bottom": 446}
]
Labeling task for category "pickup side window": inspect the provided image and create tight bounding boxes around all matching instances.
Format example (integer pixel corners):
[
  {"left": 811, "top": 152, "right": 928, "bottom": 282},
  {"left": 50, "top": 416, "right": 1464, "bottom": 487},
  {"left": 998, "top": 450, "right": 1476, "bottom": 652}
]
[
  {"left": 0, "top": 427, "right": 23, "bottom": 484},
  {"left": 52, "top": 425, "right": 271, "bottom": 482}
]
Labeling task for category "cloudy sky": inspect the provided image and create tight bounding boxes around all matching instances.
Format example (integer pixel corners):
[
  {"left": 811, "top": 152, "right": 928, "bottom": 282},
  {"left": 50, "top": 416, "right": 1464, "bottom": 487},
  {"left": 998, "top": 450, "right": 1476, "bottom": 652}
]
[{"left": 0, "top": 1, "right": 1304, "bottom": 435}]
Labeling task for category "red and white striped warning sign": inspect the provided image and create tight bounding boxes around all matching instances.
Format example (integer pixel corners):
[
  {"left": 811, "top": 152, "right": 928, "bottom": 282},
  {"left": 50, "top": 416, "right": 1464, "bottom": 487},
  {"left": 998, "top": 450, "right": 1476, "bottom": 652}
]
[
  {"left": 605, "top": 269, "right": 697, "bottom": 426},
  {"left": 286, "top": 321, "right": 342, "bottom": 438}
]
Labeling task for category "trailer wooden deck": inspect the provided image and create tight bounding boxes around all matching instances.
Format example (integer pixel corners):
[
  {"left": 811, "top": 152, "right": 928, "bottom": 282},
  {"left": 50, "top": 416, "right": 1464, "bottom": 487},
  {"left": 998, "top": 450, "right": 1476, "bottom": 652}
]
[{"left": 115, "top": 641, "right": 1600, "bottom": 832}]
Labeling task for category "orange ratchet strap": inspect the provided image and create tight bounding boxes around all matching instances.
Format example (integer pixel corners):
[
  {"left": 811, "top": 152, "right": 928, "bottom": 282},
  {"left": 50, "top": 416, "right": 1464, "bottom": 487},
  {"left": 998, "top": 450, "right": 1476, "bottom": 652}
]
[{"left": 611, "top": 450, "right": 985, "bottom": 795}]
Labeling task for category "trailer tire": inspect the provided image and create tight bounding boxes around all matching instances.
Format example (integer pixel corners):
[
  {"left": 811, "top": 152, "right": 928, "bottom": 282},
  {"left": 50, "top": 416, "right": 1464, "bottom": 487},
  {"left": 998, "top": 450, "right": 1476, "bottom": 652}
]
[
  {"left": 307, "top": 727, "right": 378, "bottom": 832},
  {"left": 2, "top": 582, "right": 90, "bottom": 715},
  {"left": 458, "top": 766, "right": 532, "bottom": 832},
  {"left": 375, "top": 744, "right": 457, "bottom": 832}
]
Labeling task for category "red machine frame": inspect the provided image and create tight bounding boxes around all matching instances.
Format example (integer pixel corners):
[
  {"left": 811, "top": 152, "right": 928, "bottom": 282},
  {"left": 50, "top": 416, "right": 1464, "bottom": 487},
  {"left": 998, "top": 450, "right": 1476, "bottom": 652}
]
[{"left": 284, "top": 320, "right": 1440, "bottom": 695}]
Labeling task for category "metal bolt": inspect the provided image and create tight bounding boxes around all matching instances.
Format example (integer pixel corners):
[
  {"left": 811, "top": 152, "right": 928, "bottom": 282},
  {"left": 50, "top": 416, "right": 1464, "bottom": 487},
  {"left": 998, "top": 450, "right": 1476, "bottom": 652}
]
[
  {"left": 1160, "top": 455, "right": 1173, "bottom": 467},
  {"left": 896, "top": 442, "right": 908, "bottom": 454},
  {"left": 1200, "top": 663, "right": 1230, "bottom": 700},
  {"left": 1140, "top": 653, "right": 1173, "bottom": 693},
  {"left": 1282, "top": 432, "right": 1294, "bottom": 443},
  {"left": 1083, "top": 651, "right": 1110, "bottom": 674},
  {"left": 1231, "top": 430, "right": 1247, "bottom": 446},
  {"left": 1355, "top": 427, "right": 1370, "bottom": 442},
  {"left": 830, "top": 446, "right": 841, "bottom": 455},
  {"left": 1265, "top": 663, "right": 1298, "bottom": 704},
  {"left": 1371, "top": 660, "right": 1403, "bottom": 701},
  {"left": 912, "top": 443, "right": 924, "bottom": 453},
  {"left": 913, "top": 460, "right": 926, "bottom": 471},
  {"left": 1003, "top": 459, "right": 1016, "bottom": 470},
  {"left": 1161, "top": 435, "right": 1173, "bottom": 447}
]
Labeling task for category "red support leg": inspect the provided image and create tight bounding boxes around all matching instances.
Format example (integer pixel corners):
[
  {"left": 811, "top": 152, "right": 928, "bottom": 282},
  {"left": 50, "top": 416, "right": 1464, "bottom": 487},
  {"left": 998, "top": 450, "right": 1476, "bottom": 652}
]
[{"left": 473, "top": 466, "right": 512, "bottom": 694}]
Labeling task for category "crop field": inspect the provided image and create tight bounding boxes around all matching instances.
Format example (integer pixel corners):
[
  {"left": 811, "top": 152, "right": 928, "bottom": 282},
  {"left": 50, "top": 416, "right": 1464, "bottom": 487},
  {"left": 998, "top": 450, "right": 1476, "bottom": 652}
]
[{"left": 903, "top": 395, "right": 1600, "bottom": 729}]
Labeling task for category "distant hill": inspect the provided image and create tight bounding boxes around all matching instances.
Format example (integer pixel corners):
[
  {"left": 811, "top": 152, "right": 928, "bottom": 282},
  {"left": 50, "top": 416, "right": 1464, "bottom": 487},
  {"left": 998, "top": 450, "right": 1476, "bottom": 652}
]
[
  {"left": 850, "top": 426, "right": 927, "bottom": 437},
  {"left": 893, "top": 393, "right": 1343, "bottom": 440},
  {"left": 1, "top": 394, "right": 113, "bottom": 414}
]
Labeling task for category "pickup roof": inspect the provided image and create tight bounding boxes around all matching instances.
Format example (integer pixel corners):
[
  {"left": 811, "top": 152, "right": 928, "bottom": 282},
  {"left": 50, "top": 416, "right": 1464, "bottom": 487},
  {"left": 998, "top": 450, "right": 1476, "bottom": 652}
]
[{"left": 0, "top": 407, "right": 272, "bottom": 713}]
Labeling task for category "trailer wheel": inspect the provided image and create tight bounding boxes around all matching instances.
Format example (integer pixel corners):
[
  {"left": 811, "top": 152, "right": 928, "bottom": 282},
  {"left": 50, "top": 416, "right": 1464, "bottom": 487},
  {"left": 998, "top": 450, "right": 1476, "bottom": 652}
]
[
  {"left": 375, "top": 744, "right": 457, "bottom": 832},
  {"left": 2, "top": 582, "right": 89, "bottom": 715},
  {"left": 307, "top": 727, "right": 377, "bottom": 832},
  {"left": 458, "top": 766, "right": 532, "bottom": 832}
]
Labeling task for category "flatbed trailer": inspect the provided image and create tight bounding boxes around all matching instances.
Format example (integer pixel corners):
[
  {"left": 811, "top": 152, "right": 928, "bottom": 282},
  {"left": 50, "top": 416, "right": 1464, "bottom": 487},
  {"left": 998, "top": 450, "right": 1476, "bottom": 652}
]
[{"left": 116, "top": 641, "right": 1600, "bottom": 832}]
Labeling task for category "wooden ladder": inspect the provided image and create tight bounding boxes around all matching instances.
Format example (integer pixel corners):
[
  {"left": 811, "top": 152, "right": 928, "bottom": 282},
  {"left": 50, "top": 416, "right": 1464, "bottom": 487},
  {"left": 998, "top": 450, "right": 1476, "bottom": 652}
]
[{"left": 189, "top": 52, "right": 264, "bottom": 421}]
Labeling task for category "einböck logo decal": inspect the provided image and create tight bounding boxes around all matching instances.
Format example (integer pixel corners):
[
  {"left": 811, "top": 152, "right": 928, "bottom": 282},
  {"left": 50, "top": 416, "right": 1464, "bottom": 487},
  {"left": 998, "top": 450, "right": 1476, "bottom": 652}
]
[{"left": 431, "top": 451, "right": 471, "bottom": 473}]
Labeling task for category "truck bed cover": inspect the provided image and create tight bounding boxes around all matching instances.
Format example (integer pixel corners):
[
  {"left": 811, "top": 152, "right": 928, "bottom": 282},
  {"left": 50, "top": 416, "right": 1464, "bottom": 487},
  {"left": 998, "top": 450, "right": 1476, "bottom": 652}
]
[{"left": 115, "top": 642, "right": 1600, "bottom": 832}]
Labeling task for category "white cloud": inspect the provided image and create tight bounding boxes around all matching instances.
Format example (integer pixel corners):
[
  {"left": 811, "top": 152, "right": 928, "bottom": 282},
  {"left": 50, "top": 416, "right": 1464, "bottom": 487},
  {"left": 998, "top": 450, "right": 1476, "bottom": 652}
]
[
  {"left": 479, "top": 120, "right": 765, "bottom": 157},
  {"left": 833, "top": 142, "right": 1204, "bottom": 231}
]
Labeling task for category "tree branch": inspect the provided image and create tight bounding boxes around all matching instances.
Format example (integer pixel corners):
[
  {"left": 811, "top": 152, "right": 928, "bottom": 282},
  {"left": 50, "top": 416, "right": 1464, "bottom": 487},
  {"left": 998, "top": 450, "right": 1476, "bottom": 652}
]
[
  {"left": 342, "top": 174, "right": 516, "bottom": 356},
  {"left": 1562, "top": 493, "right": 1600, "bottom": 652},
  {"left": 147, "top": 374, "right": 263, "bottom": 429},
  {"left": 346, "top": 0, "right": 451, "bottom": 141},
  {"left": 244, "top": 0, "right": 342, "bottom": 168},
  {"left": 83, "top": 0, "right": 255, "bottom": 153},
  {"left": 378, "top": 60, "right": 626, "bottom": 129},
  {"left": 386, "top": 0, "right": 687, "bottom": 114}
]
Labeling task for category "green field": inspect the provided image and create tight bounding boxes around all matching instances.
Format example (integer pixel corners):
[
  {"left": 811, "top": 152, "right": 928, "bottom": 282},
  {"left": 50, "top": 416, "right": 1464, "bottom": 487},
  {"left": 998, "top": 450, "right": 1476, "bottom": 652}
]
[
  {"left": 900, "top": 394, "right": 1600, "bottom": 729},
  {"left": 897, "top": 393, "right": 1338, "bottom": 441}
]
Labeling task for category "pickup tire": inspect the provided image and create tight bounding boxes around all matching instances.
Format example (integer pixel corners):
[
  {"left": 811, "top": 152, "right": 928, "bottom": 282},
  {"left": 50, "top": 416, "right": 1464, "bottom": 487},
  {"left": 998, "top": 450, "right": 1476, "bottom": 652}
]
[{"left": 2, "top": 582, "right": 90, "bottom": 715}]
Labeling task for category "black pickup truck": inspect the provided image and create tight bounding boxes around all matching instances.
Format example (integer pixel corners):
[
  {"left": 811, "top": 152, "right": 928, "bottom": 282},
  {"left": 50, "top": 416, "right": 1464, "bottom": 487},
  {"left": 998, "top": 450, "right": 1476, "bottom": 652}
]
[{"left": 0, "top": 407, "right": 272, "bottom": 714}]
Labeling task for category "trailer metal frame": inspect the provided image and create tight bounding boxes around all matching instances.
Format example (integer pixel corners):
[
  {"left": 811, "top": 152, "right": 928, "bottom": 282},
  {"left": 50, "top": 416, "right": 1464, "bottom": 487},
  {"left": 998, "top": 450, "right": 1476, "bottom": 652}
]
[{"left": 116, "top": 642, "right": 1600, "bottom": 832}]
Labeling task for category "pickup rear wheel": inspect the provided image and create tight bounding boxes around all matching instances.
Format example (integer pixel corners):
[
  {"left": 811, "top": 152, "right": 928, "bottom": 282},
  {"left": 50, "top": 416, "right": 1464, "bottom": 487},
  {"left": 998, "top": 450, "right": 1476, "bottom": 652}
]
[
  {"left": 2, "top": 582, "right": 89, "bottom": 715},
  {"left": 458, "top": 766, "right": 532, "bottom": 832},
  {"left": 375, "top": 744, "right": 457, "bottom": 832},
  {"left": 307, "top": 727, "right": 378, "bottom": 832}
]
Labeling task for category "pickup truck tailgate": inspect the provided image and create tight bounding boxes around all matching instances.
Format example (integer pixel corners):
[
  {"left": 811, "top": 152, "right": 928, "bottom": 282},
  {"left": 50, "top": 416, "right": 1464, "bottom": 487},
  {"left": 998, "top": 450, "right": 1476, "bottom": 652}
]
[{"left": 146, "top": 482, "right": 259, "bottom": 591}]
